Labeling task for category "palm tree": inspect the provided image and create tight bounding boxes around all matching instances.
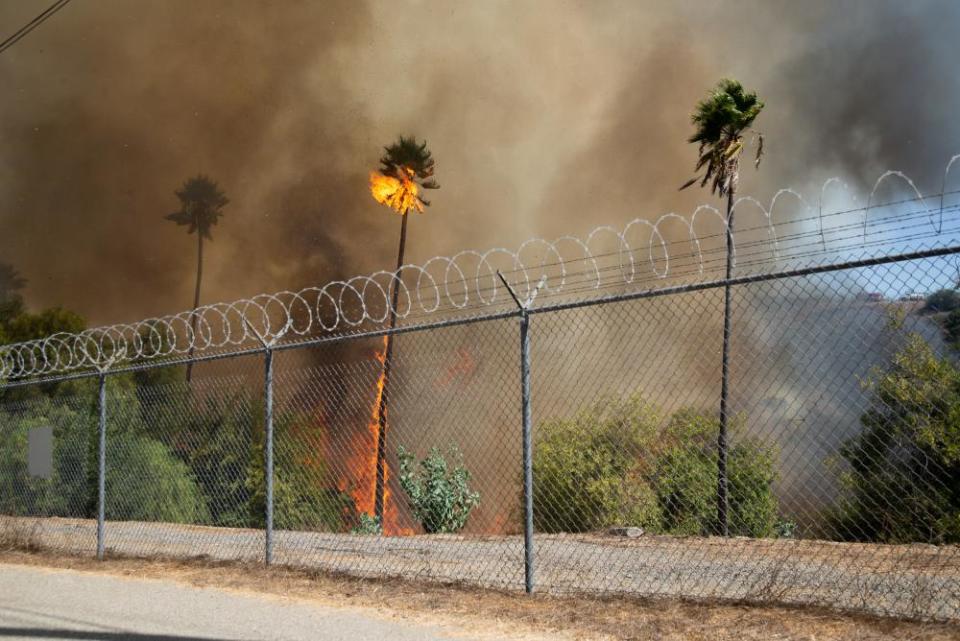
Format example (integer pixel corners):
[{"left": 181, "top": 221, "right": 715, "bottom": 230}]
[
  {"left": 0, "top": 263, "right": 26, "bottom": 303},
  {"left": 369, "top": 136, "right": 439, "bottom": 525},
  {"left": 165, "top": 175, "right": 229, "bottom": 382},
  {"left": 0, "top": 263, "right": 25, "bottom": 307},
  {"left": 682, "top": 78, "right": 764, "bottom": 536},
  {"left": 0, "top": 263, "right": 26, "bottom": 336}
]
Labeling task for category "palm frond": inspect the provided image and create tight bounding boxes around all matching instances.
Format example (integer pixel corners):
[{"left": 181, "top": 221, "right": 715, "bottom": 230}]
[
  {"left": 380, "top": 135, "right": 435, "bottom": 181},
  {"left": 166, "top": 175, "right": 228, "bottom": 238},
  {"left": 685, "top": 79, "right": 765, "bottom": 197}
]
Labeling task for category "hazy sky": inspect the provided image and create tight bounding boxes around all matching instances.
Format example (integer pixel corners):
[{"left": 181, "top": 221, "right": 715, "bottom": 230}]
[{"left": 1, "top": 0, "right": 957, "bottom": 326}]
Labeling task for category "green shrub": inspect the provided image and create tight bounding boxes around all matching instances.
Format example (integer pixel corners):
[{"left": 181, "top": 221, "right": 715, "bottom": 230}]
[
  {"left": 351, "top": 513, "right": 382, "bottom": 535},
  {"left": 943, "top": 308, "right": 960, "bottom": 346},
  {"left": 398, "top": 445, "right": 479, "bottom": 533},
  {"left": 831, "top": 333, "right": 960, "bottom": 543},
  {"left": 245, "top": 405, "right": 352, "bottom": 532},
  {"left": 104, "top": 435, "right": 209, "bottom": 523},
  {"left": 925, "top": 289, "right": 960, "bottom": 313},
  {"left": 653, "top": 410, "right": 777, "bottom": 537},
  {"left": 654, "top": 447, "right": 714, "bottom": 535},
  {"left": 532, "top": 396, "right": 661, "bottom": 533},
  {"left": 532, "top": 396, "right": 779, "bottom": 536},
  {"left": 172, "top": 391, "right": 256, "bottom": 528},
  {"left": 0, "top": 397, "right": 91, "bottom": 517}
]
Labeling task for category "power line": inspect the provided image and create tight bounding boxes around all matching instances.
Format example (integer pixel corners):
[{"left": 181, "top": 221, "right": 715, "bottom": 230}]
[{"left": 0, "top": 0, "right": 73, "bottom": 55}]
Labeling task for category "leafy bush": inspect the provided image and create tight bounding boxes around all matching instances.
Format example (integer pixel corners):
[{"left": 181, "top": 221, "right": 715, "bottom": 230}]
[
  {"left": 0, "top": 391, "right": 209, "bottom": 525},
  {"left": 532, "top": 396, "right": 661, "bottom": 533},
  {"left": 104, "top": 435, "right": 209, "bottom": 523},
  {"left": 532, "top": 396, "right": 779, "bottom": 536},
  {"left": 1, "top": 375, "right": 353, "bottom": 532},
  {"left": 351, "top": 513, "right": 382, "bottom": 535},
  {"left": 151, "top": 388, "right": 258, "bottom": 528},
  {"left": 124, "top": 382, "right": 351, "bottom": 532},
  {"left": 942, "top": 308, "right": 960, "bottom": 346},
  {"left": 925, "top": 289, "right": 960, "bottom": 314},
  {"left": 398, "top": 445, "right": 480, "bottom": 533},
  {"left": 245, "top": 404, "right": 352, "bottom": 532},
  {"left": 831, "top": 332, "right": 960, "bottom": 543},
  {"left": 0, "top": 396, "right": 91, "bottom": 517}
]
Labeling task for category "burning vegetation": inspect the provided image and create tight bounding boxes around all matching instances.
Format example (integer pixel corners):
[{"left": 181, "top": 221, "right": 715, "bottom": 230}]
[
  {"left": 338, "top": 337, "right": 411, "bottom": 535},
  {"left": 369, "top": 168, "right": 425, "bottom": 214},
  {"left": 368, "top": 136, "right": 439, "bottom": 215},
  {"left": 352, "top": 137, "right": 441, "bottom": 535}
]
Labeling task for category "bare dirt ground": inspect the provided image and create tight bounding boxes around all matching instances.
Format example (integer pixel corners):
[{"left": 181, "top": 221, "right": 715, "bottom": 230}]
[
  {"left": 2, "top": 516, "right": 960, "bottom": 637},
  {"left": 2, "top": 550, "right": 958, "bottom": 641}
]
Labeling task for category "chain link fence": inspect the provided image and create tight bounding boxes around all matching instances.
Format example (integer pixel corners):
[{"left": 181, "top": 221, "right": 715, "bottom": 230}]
[{"left": 2, "top": 245, "right": 960, "bottom": 621}]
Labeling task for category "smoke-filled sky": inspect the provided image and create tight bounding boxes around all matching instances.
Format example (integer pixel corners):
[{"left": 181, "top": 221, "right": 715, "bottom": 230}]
[{"left": 0, "top": 0, "right": 957, "bottom": 327}]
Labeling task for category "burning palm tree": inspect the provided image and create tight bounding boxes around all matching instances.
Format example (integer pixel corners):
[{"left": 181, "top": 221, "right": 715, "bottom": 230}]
[
  {"left": 681, "top": 78, "right": 764, "bottom": 536},
  {"left": 165, "top": 175, "right": 229, "bottom": 382},
  {"left": 369, "top": 136, "right": 439, "bottom": 526}
]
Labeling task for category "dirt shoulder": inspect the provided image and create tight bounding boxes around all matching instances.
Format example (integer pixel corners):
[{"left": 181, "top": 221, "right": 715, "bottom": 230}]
[{"left": 1, "top": 550, "right": 957, "bottom": 641}]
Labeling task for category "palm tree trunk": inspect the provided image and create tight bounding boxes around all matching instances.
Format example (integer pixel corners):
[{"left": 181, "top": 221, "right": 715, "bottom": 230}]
[
  {"left": 186, "top": 233, "right": 203, "bottom": 383},
  {"left": 374, "top": 212, "right": 408, "bottom": 526},
  {"left": 717, "top": 187, "right": 735, "bottom": 536}
]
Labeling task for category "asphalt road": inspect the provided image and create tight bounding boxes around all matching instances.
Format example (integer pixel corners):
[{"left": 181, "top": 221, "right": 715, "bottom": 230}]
[{"left": 0, "top": 563, "right": 478, "bottom": 641}]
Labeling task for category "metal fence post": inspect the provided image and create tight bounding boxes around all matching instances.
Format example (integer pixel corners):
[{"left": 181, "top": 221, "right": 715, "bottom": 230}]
[
  {"left": 520, "top": 309, "right": 534, "bottom": 594},
  {"left": 264, "top": 347, "right": 275, "bottom": 566},
  {"left": 498, "top": 271, "right": 544, "bottom": 595},
  {"left": 240, "top": 319, "right": 279, "bottom": 567},
  {"left": 96, "top": 372, "right": 106, "bottom": 560}
]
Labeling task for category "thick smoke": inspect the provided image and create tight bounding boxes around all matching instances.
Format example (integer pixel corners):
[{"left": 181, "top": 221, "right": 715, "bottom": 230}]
[{"left": 0, "top": 1, "right": 957, "bottom": 324}]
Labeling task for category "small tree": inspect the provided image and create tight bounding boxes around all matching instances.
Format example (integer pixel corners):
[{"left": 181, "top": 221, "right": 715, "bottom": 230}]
[
  {"left": 832, "top": 332, "right": 960, "bottom": 543},
  {"left": 397, "top": 445, "right": 479, "bottom": 534}
]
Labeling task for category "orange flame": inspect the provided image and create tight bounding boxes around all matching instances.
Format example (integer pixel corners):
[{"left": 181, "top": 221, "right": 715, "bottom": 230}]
[
  {"left": 369, "top": 168, "right": 424, "bottom": 214},
  {"left": 338, "top": 336, "right": 412, "bottom": 535}
]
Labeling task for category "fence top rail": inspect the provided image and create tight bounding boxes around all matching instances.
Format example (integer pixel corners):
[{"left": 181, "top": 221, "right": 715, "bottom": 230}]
[{"left": 3, "top": 160, "right": 960, "bottom": 383}]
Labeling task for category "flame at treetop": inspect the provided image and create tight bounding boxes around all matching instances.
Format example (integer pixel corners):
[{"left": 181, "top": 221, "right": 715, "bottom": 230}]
[{"left": 369, "top": 166, "right": 425, "bottom": 214}]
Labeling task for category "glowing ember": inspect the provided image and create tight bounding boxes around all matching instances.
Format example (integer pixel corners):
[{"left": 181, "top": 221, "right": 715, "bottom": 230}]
[
  {"left": 369, "top": 167, "right": 425, "bottom": 214},
  {"left": 434, "top": 346, "right": 478, "bottom": 389}
]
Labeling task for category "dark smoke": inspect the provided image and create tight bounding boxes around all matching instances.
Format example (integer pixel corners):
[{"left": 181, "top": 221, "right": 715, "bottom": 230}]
[{"left": 0, "top": 0, "right": 957, "bottom": 326}]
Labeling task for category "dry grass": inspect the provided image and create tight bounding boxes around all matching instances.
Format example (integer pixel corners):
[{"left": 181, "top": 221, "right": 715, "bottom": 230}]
[
  {"left": 1, "top": 549, "right": 957, "bottom": 641},
  {"left": 0, "top": 518, "right": 42, "bottom": 553}
]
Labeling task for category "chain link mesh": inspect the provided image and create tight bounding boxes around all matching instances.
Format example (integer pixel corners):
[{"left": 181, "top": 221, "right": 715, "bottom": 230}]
[{"left": 2, "top": 250, "right": 960, "bottom": 621}]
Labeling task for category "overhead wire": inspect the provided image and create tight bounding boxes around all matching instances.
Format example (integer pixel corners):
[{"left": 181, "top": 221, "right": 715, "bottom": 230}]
[{"left": 0, "top": 0, "right": 73, "bottom": 55}]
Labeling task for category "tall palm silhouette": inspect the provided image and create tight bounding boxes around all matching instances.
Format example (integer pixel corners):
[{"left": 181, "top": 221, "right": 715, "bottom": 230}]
[
  {"left": 369, "top": 136, "right": 439, "bottom": 525},
  {"left": 682, "top": 78, "right": 764, "bottom": 535},
  {"left": 0, "top": 263, "right": 26, "bottom": 304},
  {"left": 165, "top": 175, "right": 229, "bottom": 382}
]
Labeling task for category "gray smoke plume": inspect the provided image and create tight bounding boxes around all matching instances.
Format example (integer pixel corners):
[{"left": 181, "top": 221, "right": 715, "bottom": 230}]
[{"left": 1, "top": 1, "right": 957, "bottom": 325}]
